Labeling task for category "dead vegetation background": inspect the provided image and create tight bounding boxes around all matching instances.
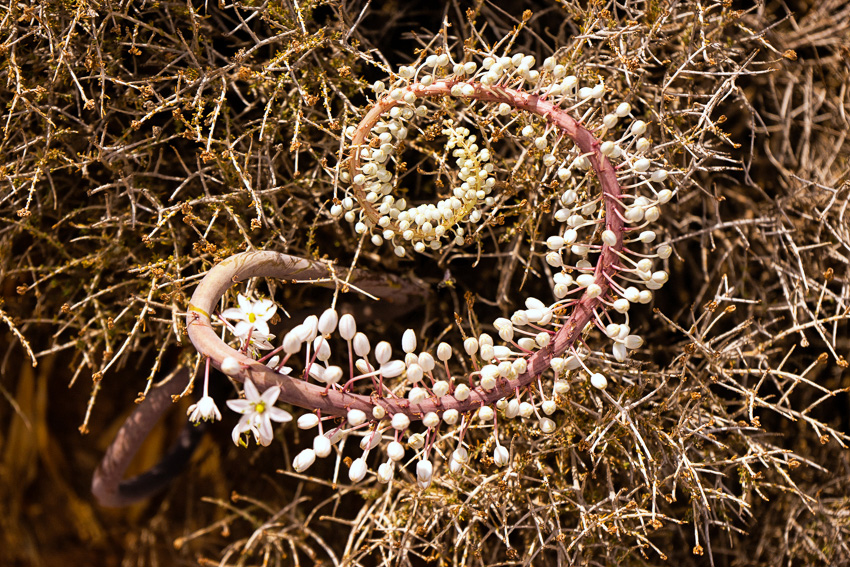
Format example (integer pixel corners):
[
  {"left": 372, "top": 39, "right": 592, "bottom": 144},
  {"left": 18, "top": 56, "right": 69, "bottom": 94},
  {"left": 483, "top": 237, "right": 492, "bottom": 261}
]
[{"left": 0, "top": 0, "right": 847, "bottom": 565}]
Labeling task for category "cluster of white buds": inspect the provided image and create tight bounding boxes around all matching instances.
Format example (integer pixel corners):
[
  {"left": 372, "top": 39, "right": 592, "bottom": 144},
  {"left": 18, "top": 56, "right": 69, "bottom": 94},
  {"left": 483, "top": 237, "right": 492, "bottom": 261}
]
[
  {"left": 194, "top": 39, "right": 678, "bottom": 492},
  {"left": 330, "top": 44, "right": 675, "bottom": 266}
]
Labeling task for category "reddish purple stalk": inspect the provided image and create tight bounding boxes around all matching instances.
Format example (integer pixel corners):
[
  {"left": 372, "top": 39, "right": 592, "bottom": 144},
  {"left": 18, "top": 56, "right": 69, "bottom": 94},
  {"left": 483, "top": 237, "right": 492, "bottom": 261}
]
[{"left": 186, "top": 79, "right": 624, "bottom": 419}]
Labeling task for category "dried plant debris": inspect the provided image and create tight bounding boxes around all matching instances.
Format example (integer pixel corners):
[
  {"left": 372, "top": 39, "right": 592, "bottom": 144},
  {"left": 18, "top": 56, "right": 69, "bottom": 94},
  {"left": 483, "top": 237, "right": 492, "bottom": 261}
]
[{"left": 0, "top": 1, "right": 847, "bottom": 566}]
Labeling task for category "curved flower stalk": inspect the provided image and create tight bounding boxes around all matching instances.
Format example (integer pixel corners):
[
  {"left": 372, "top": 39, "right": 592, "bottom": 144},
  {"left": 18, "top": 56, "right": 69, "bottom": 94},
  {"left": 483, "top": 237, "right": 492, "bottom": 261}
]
[
  {"left": 92, "top": 369, "right": 200, "bottom": 507},
  {"left": 185, "top": 46, "right": 675, "bottom": 485}
]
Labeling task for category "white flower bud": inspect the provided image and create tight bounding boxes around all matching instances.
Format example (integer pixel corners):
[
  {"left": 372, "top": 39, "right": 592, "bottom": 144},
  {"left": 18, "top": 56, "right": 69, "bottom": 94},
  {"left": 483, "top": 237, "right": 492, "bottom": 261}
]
[
  {"left": 347, "top": 409, "right": 367, "bottom": 427},
  {"left": 307, "top": 364, "right": 325, "bottom": 382},
  {"left": 442, "top": 408, "right": 459, "bottom": 425},
  {"left": 353, "top": 332, "right": 370, "bottom": 356},
  {"left": 553, "top": 381, "right": 570, "bottom": 395},
  {"left": 408, "top": 387, "right": 426, "bottom": 404},
  {"left": 633, "top": 158, "right": 651, "bottom": 173},
  {"left": 478, "top": 406, "right": 495, "bottom": 422},
  {"left": 535, "top": 332, "right": 551, "bottom": 347},
  {"left": 437, "top": 342, "right": 452, "bottom": 361},
  {"left": 220, "top": 356, "right": 241, "bottom": 376},
  {"left": 454, "top": 384, "right": 470, "bottom": 401},
  {"left": 417, "top": 459, "right": 433, "bottom": 489},
  {"left": 519, "top": 401, "right": 534, "bottom": 418},
  {"left": 623, "top": 287, "right": 640, "bottom": 302},
  {"left": 402, "top": 329, "right": 417, "bottom": 353},
  {"left": 464, "top": 337, "right": 479, "bottom": 355},
  {"left": 613, "top": 342, "right": 628, "bottom": 362},
  {"left": 590, "top": 373, "right": 608, "bottom": 389},
  {"left": 418, "top": 352, "right": 436, "bottom": 372},
  {"left": 391, "top": 413, "right": 410, "bottom": 431},
  {"left": 602, "top": 229, "right": 617, "bottom": 246},
  {"left": 615, "top": 102, "right": 631, "bottom": 117},
  {"left": 293, "top": 449, "right": 316, "bottom": 473},
  {"left": 643, "top": 207, "right": 661, "bottom": 222},
  {"left": 314, "top": 337, "right": 331, "bottom": 361},
  {"left": 372, "top": 405, "right": 386, "bottom": 420},
  {"left": 408, "top": 433, "right": 425, "bottom": 450},
  {"left": 576, "top": 274, "right": 595, "bottom": 287},
  {"left": 657, "top": 189, "right": 673, "bottom": 204},
  {"left": 542, "top": 400, "right": 557, "bottom": 415},
  {"left": 624, "top": 335, "right": 644, "bottom": 349},
  {"left": 387, "top": 440, "right": 405, "bottom": 461},
  {"left": 639, "top": 230, "right": 656, "bottom": 243},
  {"left": 375, "top": 341, "right": 392, "bottom": 364},
  {"left": 380, "top": 360, "right": 406, "bottom": 378},
  {"left": 301, "top": 315, "right": 318, "bottom": 341},
  {"left": 613, "top": 298, "right": 630, "bottom": 313},
  {"left": 494, "top": 445, "right": 510, "bottom": 467},
  {"left": 423, "top": 412, "right": 440, "bottom": 428},
  {"left": 406, "top": 363, "right": 424, "bottom": 383},
  {"left": 547, "top": 235, "right": 565, "bottom": 249},
  {"left": 324, "top": 365, "right": 343, "bottom": 384},
  {"left": 339, "top": 313, "right": 356, "bottom": 340},
  {"left": 591, "top": 82, "right": 605, "bottom": 98},
  {"left": 539, "top": 417, "right": 556, "bottom": 433},
  {"left": 432, "top": 380, "right": 450, "bottom": 397},
  {"left": 377, "top": 462, "right": 394, "bottom": 483},
  {"left": 651, "top": 169, "right": 668, "bottom": 182},
  {"left": 313, "top": 435, "right": 331, "bottom": 457},
  {"left": 639, "top": 290, "right": 653, "bottom": 304},
  {"left": 504, "top": 399, "right": 520, "bottom": 419},
  {"left": 631, "top": 120, "right": 647, "bottom": 136},
  {"left": 603, "top": 113, "right": 618, "bottom": 128},
  {"left": 452, "top": 447, "right": 469, "bottom": 464},
  {"left": 298, "top": 413, "right": 320, "bottom": 429},
  {"left": 479, "top": 344, "right": 495, "bottom": 362},
  {"left": 348, "top": 458, "right": 368, "bottom": 482},
  {"left": 360, "top": 434, "right": 380, "bottom": 450}
]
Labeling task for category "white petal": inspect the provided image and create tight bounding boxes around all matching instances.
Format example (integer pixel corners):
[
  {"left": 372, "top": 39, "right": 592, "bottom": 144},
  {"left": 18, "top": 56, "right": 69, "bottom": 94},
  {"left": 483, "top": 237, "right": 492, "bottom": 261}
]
[
  {"left": 257, "top": 415, "right": 274, "bottom": 445},
  {"left": 226, "top": 399, "right": 252, "bottom": 414},
  {"left": 237, "top": 294, "right": 252, "bottom": 314},
  {"left": 243, "top": 379, "right": 261, "bottom": 402},
  {"left": 260, "top": 385, "right": 281, "bottom": 405},
  {"left": 254, "top": 299, "right": 276, "bottom": 319},
  {"left": 267, "top": 407, "right": 292, "bottom": 423},
  {"left": 234, "top": 321, "right": 253, "bottom": 337},
  {"left": 221, "top": 307, "right": 246, "bottom": 320}
]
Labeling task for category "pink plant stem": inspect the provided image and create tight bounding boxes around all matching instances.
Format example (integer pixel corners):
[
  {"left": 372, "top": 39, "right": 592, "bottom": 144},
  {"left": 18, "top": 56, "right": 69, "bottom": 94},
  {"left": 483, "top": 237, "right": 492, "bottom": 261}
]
[
  {"left": 186, "top": 79, "right": 624, "bottom": 420},
  {"left": 92, "top": 370, "right": 190, "bottom": 507}
]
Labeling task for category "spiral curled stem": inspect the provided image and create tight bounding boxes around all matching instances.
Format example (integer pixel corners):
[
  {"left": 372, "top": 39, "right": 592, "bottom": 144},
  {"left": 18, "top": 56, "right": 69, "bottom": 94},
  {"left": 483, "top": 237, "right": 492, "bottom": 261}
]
[{"left": 186, "top": 82, "right": 625, "bottom": 420}]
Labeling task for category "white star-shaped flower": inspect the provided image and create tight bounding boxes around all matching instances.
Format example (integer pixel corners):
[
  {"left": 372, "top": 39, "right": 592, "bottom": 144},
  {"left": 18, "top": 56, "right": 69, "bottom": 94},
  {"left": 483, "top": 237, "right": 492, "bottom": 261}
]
[
  {"left": 221, "top": 294, "right": 277, "bottom": 338},
  {"left": 187, "top": 395, "right": 222, "bottom": 423},
  {"left": 226, "top": 378, "right": 292, "bottom": 447}
]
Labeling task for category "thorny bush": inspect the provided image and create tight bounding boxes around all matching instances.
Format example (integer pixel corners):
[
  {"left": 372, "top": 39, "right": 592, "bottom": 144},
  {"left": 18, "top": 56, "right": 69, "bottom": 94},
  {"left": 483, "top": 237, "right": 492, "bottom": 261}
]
[{"left": 0, "top": 1, "right": 848, "bottom": 566}]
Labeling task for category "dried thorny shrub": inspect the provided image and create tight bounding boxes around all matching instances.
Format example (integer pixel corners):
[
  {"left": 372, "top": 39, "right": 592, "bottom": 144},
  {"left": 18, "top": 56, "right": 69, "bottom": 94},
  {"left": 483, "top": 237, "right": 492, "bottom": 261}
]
[{"left": 0, "top": 1, "right": 847, "bottom": 566}]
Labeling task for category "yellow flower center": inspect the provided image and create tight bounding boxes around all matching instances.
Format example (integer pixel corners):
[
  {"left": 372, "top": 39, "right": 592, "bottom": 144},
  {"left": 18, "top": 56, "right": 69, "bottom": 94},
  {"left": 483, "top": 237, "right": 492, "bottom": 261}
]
[
  {"left": 254, "top": 401, "right": 265, "bottom": 413},
  {"left": 248, "top": 313, "right": 256, "bottom": 323}
]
